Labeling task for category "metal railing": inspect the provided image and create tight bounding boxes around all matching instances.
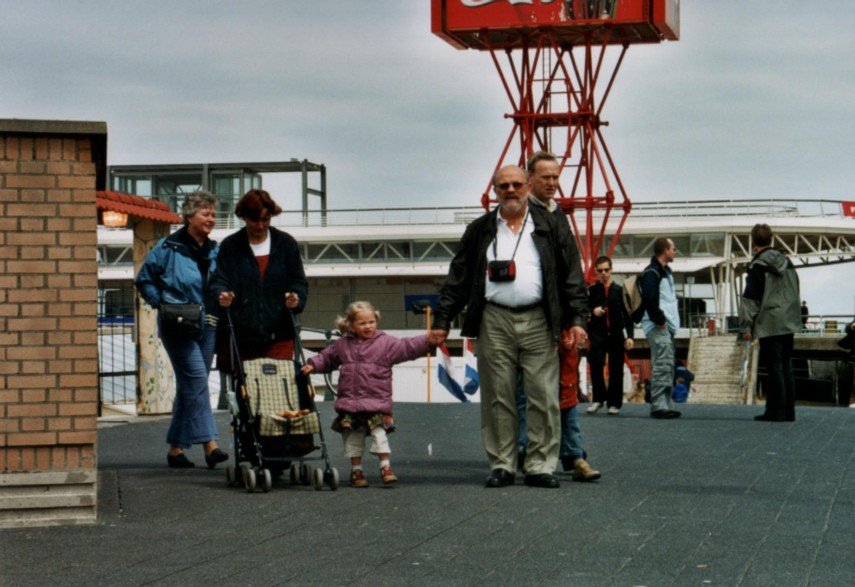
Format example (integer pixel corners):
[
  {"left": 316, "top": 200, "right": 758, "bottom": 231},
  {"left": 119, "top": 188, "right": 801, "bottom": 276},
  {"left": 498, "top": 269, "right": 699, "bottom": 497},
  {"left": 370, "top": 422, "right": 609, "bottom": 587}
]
[
  {"left": 266, "top": 199, "right": 849, "bottom": 228},
  {"left": 97, "top": 288, "right": 137, "bottom": 413},
  {"left": 688, "top": 313, "right": 854, "bottom": 337}
]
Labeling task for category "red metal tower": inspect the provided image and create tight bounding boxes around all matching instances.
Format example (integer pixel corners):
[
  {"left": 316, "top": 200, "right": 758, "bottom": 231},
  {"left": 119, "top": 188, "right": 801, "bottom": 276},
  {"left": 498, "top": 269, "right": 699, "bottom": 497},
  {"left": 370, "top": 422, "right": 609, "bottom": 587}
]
[{"left": 432, "top": 0, "right": 679, "bottom": 276}]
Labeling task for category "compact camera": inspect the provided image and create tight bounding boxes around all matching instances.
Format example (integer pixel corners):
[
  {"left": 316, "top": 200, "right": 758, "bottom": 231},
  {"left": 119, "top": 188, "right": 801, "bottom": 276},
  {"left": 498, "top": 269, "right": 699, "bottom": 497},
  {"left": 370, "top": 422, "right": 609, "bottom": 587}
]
[{"left": 487, "top": 259, "right": 516, "bottom": 282}]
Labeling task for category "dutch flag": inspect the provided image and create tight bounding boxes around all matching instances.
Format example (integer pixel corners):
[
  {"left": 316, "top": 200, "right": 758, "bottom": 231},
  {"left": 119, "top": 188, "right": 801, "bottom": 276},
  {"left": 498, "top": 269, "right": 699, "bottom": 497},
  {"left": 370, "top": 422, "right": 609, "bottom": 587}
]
[
  {"left": 462, "top": 338, "right": 479, "bottom": 395},
  {"left": 436, "top": 344, "right": 468, "bottom": 403}
]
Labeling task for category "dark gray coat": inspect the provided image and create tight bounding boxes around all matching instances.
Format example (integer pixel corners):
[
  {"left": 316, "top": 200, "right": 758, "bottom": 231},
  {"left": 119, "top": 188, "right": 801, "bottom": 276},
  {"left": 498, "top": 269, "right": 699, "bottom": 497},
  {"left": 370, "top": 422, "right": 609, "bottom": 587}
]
[{"left": 739, "top": 247, "right": 801, "bottom": 339}]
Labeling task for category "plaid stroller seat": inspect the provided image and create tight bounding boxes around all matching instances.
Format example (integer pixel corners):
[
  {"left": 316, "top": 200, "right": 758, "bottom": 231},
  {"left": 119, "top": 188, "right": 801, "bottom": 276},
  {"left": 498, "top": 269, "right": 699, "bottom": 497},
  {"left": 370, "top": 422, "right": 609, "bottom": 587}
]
[{"left": 242, "top": 358, "right": 321, "bottom": 437}]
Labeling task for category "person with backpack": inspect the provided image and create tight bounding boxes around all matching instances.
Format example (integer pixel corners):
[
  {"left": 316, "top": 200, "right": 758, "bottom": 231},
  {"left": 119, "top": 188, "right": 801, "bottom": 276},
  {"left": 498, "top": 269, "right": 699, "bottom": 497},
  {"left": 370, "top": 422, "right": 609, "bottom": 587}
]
[
  {"left": 586, "top": 255, "right": 634, "bottom": 416},
  {"left": 640, "top": 237, "right": 682, "bottom": 419}
]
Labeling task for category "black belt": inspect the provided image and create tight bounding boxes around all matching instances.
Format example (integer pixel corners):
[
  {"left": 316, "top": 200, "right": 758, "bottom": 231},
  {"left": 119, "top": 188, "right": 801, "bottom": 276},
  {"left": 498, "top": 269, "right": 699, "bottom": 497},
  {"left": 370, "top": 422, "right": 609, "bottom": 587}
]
[{"left": 486, "top": 300, "right": 541, "bottom": 313}]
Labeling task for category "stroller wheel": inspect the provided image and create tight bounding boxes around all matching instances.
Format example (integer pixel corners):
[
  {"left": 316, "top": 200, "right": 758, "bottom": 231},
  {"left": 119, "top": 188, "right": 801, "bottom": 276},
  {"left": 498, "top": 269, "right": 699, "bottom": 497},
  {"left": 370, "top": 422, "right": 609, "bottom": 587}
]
[
  {"left": 327, "top": 467, "right": 340, "bottom": 491},
  {"left": 241, "top": 465, "right": 256, "bottom": 493},
  {"left": 260, "top": 469, "right": 273, "bottom": 493},
  {"left": 312, "top": 467, "right": 323, "bottom": 491},
  {"left": 289, "top": 463, "right": 300, "bottom": 485},
  {"left": 225, "top": 465, "right": 236, "bottom": 487},
  {"left": 300, "top": 463, "right": 311, "bottom": 486}
]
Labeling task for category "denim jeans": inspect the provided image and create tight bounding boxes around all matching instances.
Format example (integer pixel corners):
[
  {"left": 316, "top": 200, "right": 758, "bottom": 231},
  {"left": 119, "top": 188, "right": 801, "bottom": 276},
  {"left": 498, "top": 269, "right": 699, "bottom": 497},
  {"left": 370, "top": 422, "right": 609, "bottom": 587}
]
[
  {"left": 647, "top": 326, "right": 675, "bottom": 412},
  {"left": 759, "top": 333, "right": 795, "bottom": 419},
  {"left": 160, "top": 325, "right": 218, "bottom": 449}
]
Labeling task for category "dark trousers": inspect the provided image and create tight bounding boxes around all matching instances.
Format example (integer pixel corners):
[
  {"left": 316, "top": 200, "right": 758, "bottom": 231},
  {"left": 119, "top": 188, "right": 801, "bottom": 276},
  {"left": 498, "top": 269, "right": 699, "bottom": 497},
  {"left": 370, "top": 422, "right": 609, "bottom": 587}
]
[
  {"left": 588, "top": 335, "right": 626, "bottom": 409},
  {"left": 759, "top": 333, "right": 795, "bottom": 420}
]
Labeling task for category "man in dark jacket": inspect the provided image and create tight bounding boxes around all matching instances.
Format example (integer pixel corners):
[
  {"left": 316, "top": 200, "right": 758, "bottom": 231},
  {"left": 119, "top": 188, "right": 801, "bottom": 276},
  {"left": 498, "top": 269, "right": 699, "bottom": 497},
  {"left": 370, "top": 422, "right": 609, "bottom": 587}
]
[
  {"left": 739, "top": 223, "right": 801, "bottom": 422},
  {"left": 587, "top": 255, "right": 634, "bottom": 416},
  {"left": 430, "top": 165, "right": 588, "bottom": 489},
  {"left": 521, "top": 151, "right": 599, "bottom": 482}
]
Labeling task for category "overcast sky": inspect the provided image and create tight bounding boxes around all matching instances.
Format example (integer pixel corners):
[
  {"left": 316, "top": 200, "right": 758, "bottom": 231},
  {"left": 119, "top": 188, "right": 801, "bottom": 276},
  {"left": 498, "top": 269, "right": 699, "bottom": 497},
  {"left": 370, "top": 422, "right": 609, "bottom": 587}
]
[{"left": 2, "top": 1, "right": 853, "bottom": 313}]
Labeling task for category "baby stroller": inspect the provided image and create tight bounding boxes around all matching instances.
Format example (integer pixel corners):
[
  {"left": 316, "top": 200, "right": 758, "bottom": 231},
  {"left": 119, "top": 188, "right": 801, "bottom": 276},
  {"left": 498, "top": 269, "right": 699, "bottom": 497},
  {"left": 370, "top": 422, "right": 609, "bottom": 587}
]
[{"left": 223, "top": 310, "right": 339, "bottom": 492}]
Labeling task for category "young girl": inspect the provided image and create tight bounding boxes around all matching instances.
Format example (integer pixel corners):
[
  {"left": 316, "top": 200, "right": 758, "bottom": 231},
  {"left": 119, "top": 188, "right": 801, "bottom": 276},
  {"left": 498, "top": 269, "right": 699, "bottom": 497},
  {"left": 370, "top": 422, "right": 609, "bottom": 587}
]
[{"left": 301, "top": 301, "right": 433, "bottom": 487}]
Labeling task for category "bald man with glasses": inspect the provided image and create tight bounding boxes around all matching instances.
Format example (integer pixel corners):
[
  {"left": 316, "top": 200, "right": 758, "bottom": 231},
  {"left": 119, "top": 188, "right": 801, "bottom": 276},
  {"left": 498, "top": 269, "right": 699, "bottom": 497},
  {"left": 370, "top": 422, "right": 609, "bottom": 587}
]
[{"left": 431, "top": 165, "right": 588, "bottom": 489}]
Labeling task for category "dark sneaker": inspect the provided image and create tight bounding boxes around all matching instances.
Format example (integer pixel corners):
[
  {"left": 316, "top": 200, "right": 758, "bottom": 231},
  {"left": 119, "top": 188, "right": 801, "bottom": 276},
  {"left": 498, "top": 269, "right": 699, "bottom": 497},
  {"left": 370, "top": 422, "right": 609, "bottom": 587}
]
[
  {"left": 651, "top": 409, "right": 681, "bottom": 419},
  {"left": 167, "top": 453, "right": 195, "bottom": 469},
  {"left": 204, "top": 448, "right": 229, "bottom": 469},
  {"left": 524, "top": 473, "right": 560, "bottom": 488},
  {"left": 485, "top": 468, "right": 515, "bottom": 488}
]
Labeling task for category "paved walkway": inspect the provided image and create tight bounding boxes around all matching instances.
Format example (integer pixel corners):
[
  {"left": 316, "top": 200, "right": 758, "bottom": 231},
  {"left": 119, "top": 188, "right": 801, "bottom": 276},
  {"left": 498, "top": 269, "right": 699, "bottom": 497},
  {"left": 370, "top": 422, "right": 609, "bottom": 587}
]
[{"left": 1, "top": 402, "right": 853, "bottom": 586}]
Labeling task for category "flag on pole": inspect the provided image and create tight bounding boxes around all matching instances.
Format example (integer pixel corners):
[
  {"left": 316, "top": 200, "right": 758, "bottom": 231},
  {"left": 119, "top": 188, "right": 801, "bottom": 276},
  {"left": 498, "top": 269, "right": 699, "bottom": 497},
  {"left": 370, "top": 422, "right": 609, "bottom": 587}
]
[
  {"left": 436, "top": 344, "right": 468, "bottom": 403},
  {"left": 462, "top": 338, "right": 479, "bottom": 395}
]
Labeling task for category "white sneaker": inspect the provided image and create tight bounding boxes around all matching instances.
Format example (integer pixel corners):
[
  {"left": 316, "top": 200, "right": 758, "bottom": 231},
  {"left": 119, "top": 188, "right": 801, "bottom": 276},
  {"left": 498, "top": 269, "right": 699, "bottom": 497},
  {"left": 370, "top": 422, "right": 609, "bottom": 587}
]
[
  {"left": 587, "top": 402, "right": 602, "bottom": 414},
  {"left": 607, "top": 406, "right": 620, "bottom": 415}
]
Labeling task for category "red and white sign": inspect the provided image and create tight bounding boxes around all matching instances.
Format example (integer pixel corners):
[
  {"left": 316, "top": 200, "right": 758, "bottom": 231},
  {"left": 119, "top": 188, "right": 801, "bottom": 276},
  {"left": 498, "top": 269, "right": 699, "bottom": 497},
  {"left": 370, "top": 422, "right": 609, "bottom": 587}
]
[
  {"left": 842, "top": 201, "right": 855, "bottom": 218},
  {"left": 431, "top": 0, "right": 679, "bottom": 46}
]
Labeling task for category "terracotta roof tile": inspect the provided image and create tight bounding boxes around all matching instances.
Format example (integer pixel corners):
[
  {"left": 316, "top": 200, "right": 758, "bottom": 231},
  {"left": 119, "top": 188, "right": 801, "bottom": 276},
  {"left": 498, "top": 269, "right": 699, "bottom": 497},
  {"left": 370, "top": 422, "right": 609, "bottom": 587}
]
[{"left": 96, "top": 190, "right": 182, "bottom": 225}]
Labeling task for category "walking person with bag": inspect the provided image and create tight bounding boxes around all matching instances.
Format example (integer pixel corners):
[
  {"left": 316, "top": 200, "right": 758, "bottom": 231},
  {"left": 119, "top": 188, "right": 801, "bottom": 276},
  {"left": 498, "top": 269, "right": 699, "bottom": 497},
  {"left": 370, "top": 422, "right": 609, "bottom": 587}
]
[
  {"left": 135, "top": 191, "right": 229, "bottom": 469},
  {"left": 586, "top": 255, "right": 634, "bottom": 416}
]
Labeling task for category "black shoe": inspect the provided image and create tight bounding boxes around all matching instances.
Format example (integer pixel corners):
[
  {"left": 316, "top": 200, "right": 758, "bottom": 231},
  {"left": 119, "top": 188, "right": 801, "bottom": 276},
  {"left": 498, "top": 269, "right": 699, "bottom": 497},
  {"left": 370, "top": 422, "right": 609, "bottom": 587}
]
[
  {"left": 524, "top": 473, "right": 560, "bottom": 488},
  {"left": 205, "top": 448, "right": 229, "bottom": 469},
  {"left": 167, "top": 453, "right": 195, "bottom": 469},
  {"left": 651, "top": 409, "right": 681, "bottom": 419},
  {"left": 485, "top": 469, "right": 515, "bottom": 488},
  {"left": 754, "top": 414, "right": 786, "bottom": 422}
]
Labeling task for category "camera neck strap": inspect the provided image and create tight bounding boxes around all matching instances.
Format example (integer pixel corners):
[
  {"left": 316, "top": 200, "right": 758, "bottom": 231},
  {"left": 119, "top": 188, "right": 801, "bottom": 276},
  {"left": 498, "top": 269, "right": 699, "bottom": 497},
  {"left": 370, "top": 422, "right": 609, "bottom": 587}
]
[{"left": 493, "top": 209, "right": 530, "bottom": 260}]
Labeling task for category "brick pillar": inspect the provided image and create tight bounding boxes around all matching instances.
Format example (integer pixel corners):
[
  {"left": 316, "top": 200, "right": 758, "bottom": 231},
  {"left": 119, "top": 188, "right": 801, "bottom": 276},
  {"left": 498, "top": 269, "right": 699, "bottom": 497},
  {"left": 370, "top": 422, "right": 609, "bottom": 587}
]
[{"left": 0, "top": 119, "right": 107, "bottom": 528}]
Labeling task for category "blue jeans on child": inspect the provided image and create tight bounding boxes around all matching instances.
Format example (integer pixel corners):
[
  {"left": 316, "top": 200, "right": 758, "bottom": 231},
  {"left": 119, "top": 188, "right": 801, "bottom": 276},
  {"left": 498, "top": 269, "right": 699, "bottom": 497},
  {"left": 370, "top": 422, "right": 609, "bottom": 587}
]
[
  {"left": 517, "top": 376, "right": 584, "bottom": 463},
  {"left": 160, "top": 325, "right": 218, "bottom": 449}
]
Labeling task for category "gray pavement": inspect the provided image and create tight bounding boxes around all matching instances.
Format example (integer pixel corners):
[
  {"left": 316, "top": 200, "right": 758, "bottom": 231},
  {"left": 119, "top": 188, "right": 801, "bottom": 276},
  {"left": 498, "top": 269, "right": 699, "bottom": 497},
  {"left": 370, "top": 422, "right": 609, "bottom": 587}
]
[{"left": 1, "top": 402, "right": 853, "bottom": 586}]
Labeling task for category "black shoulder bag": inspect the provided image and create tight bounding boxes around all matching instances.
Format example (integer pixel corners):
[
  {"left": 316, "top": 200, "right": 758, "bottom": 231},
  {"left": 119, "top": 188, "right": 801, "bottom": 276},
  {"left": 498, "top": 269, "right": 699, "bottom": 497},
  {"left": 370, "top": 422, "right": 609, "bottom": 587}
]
[{"left": 160, "top": 303, "right": 203, "bottom": 335}]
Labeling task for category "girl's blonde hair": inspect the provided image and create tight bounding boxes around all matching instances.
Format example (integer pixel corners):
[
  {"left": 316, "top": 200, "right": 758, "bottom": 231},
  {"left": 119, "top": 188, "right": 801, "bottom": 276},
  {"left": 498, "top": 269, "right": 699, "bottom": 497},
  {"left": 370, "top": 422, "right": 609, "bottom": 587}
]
[{"left": 336, "top": 301, "right": 381, "bottom": 334}]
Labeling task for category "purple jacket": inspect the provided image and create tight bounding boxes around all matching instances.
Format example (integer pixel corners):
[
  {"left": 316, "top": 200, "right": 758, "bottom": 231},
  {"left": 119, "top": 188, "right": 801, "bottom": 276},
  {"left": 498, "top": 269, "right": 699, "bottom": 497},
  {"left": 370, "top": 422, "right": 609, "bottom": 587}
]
[{"left": 307, "top": 331, "right": 431, "bottom": 414}]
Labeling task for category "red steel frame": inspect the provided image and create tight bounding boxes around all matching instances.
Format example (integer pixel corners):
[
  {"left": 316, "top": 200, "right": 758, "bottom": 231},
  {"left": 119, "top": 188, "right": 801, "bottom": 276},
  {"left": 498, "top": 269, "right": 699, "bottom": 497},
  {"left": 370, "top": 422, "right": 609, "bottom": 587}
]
[{"left": 481, "top": 30, "right": 631, "bottom": 278}]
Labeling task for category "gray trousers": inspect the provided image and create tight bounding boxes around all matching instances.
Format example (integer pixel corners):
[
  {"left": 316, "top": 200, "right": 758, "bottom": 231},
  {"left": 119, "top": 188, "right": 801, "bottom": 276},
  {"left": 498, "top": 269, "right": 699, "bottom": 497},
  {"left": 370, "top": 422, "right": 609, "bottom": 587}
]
[
  {"left": 647, "top": 326, "right": 675, "bottom": 412},
  {"left": 478, "top": 303, "right": 559, "bottom": 475}
]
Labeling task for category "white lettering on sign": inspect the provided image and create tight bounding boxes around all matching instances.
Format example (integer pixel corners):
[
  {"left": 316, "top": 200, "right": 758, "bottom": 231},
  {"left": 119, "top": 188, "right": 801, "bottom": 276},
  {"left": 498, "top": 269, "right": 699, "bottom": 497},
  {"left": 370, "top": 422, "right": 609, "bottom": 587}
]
[{"left": 462, "top": 0, "right": 556, "bottom": 7}]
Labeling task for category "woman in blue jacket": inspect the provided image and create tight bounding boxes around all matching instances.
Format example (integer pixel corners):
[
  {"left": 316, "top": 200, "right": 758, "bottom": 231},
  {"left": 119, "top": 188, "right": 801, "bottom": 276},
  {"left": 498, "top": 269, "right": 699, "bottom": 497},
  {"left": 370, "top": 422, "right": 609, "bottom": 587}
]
[{"left": 135, "top": 191, "right": 229, "bottom": 469}]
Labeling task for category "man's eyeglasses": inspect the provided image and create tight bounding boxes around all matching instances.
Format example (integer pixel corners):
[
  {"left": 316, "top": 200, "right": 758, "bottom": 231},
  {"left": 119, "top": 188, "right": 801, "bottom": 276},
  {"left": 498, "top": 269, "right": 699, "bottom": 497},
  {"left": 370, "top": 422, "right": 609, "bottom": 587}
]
[
  {"left": 497, "top": 182, "right": 525, "bottom": 191},
  {"left": 596, "top": 267, "right": 611, "bottom": 273}
]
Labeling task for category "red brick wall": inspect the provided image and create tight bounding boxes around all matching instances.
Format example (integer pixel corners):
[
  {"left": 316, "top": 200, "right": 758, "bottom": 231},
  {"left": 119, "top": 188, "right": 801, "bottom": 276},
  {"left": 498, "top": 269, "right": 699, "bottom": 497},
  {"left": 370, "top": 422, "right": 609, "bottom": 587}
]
[{"left": 0, "top": 133, "right": 99, "bottom": 474}]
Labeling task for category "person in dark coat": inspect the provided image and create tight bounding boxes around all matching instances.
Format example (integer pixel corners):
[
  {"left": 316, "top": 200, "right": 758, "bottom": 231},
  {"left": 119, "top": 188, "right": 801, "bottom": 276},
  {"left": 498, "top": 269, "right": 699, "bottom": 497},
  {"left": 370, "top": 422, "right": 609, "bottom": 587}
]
[
  {"left": 586, "top": 255, "right": 634, "bottom": 415},
  {"left": 209, "top": 189, "right": 308, "bottom": 366},
  {"left": 739, "top": 223, "right": 802, "bottom": 422}
]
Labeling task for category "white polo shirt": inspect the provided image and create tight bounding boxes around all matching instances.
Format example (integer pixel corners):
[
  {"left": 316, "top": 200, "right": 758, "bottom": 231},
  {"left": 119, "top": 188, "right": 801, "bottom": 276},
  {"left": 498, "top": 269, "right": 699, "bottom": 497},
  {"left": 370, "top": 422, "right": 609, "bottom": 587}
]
[{"left": 485, "top": 211, "right": 543, "bottom": 307}]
